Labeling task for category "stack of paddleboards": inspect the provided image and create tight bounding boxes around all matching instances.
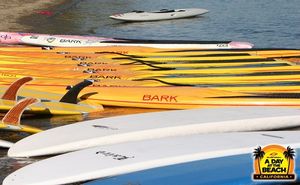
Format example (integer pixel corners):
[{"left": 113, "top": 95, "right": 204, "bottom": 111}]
[{"left": 0, "top": 33, "right": 299, "bottom": 109}]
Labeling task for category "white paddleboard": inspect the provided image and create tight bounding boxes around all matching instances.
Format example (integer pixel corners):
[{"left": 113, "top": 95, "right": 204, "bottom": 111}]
[
  {"left": 0, "top": 139, "right": 13, "bottom": 148},
  {"left": 8, "top": 106, "right": 300, "bottom": 157},
  {"left": 109, "top": 8, "right": 208, "bottom": 21},
  {"left": 20, "top": 35, "right": 253, "bottom": 49},
  {"left": 4, "top": 131, "right": 300, "bottom": 185}
]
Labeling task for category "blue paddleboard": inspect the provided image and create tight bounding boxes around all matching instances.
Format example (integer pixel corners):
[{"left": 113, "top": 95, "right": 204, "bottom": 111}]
[{"left": 85, "top": 149, "right": 300, "bottom": 185}]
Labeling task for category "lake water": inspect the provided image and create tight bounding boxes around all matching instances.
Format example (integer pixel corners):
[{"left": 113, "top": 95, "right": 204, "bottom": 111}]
[
  {"left": 1, "top": 0, "right": 300, "bottom": 183},
  {"left": 25, "top": 0, "right": 300, "bottom": 48}
]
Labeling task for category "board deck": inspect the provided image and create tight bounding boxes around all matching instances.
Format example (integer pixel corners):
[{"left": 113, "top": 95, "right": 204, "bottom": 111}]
[
  {"left": 83, "top": 149, "right": 300, "bottom": 185},
  {"left": 0, "top": 51, "right": 298, "bottom": 87},
  {"left": 20, "top": 35, "right": 253, "bottom": 49},
  {"left": 8, "top": 106, "right": 300, "bottom": 157},
  {"left": 0, "top": 32, "right": 117, "bottom": 45},
  {"left": 4, "top": 131, "right": 300, "bottom": 185},
  {"left": 0, "top": 83, "right": 299, "bottom": 109},
  {"left": 0, "top": 48, "right": 299, "bottom": 59}
]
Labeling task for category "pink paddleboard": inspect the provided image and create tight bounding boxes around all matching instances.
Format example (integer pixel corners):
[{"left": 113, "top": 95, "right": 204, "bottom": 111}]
[
  {"left": 0, "top": 32, "right": 117, "bottom": 45},
  {"left": 0, "top": 32, "right": 254, "bottom": 49}
]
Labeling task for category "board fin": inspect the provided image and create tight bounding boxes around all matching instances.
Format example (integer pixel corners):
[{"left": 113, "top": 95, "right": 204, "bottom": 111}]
[
  {"left": 60, "top": 79, "right": 93, "bottom": 104},
  {"left": 2, "top": 98, "right": 38, "bottom": 126},
  {"left": 1, "top": 77, "right": 33, "bottom": 101},
  {"left": 79, "top": 92, "right": 98, "bottom": 101}
]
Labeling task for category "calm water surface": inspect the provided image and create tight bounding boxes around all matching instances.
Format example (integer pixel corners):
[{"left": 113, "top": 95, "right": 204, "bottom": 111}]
[
  {"left": 26, "top": 0, "right": 300, "bottom": 48},
  {"left": 1, "top": 0, "right": 300, "bottom": 183}
]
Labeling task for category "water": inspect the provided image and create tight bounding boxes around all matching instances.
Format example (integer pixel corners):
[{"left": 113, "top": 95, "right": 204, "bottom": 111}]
[
  {"left": 24, "top": 0, "right": 300, "bottom": 48},
  {"left": 2, "top": 0, "right": 300, "bottom": 183}
]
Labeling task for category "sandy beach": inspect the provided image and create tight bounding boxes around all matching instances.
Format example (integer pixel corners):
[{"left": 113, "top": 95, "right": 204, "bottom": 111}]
[{"left": 0, "top": 0, "right": 69, "bottom": 31}]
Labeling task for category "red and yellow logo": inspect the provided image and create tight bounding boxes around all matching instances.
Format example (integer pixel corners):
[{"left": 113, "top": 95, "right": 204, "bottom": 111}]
[{"left": 253, "top": 144, "right": 296, "bottom": 181}]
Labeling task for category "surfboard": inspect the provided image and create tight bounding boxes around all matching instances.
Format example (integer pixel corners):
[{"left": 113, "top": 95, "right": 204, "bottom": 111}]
[
  {"left": 0, "top": 139, "right": 13, "bottom": 148},
  {"left": 4, "top": 131, "right": 300, "bottom": 185},
  {"left": 20, "top": 35, "right": 253, "bottom": 49},
  {"left": 84, "top": 148, "right": 300, "bottom": 185},
  {"left": 110, "top": 8, "right": 209, "bottom": 22},
  {"left": 8, "top": 106, "right": 300, "bottom": 157}
]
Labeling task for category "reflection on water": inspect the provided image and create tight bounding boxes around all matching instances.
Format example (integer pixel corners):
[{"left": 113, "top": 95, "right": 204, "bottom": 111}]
[{"left": 0, "top": 154, "right": 38, "bottom": 182}]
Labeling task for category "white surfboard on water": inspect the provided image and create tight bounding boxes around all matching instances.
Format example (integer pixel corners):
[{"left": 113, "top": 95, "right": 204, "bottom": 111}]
[
  {"left": 20, "top": 35, "right": 253, "bottom": 49},
  {"left": 0, "top": 139, "right": 13, "bottom": 148},
  {"left": 8, "top": 106, "right": 300, "bottom": 158},
  {"left": 109, "top": 8, "right": 208, "bottom": 22},
  {"left": 4, "top": 131, "right": 300, "bottom": 185}
]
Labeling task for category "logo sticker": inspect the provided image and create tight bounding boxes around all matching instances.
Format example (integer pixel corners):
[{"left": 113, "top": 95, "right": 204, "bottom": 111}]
[
  {"left": 253, "top": 144, "right": 296, "bottom": 181},
  {"left": 29, "top": 35, "right": 39, "bottom": 39},
  {"left": 47, "top": 37, "right": 56, "bottom": 43},
  {"left": 0, "top": 34, "right": 12, "bottom": 40},
  {"left": 92, "top": 125, "right": 118, "bottom": 130},
  {"left": 96, "top": 150, "right": 134, "bottom": 160}
]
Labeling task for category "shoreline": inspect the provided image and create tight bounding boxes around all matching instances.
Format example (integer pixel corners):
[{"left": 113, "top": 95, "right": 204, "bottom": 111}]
[{"left": 0, "top": 0, "right": 71, "bottom": 32}]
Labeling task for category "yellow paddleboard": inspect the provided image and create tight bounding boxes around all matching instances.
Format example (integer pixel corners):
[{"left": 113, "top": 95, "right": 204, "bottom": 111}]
[
  {"left": 0, "top": 46, "right": 299, "bottom": 58},
  {"left": 0, "top": 77, "right": 103, "bottom": 115},
  {"left": 18, "top": 85, "right": 300, "bottom": 109}
]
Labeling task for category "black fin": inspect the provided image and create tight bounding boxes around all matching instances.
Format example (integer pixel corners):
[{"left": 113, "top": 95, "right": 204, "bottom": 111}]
[{"left": 60, "top": 80, "right": 93, "bottom": 104}]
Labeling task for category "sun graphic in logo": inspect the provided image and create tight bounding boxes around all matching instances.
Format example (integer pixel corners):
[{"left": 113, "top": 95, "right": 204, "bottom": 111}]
[{"left": 253, "top": 145, "right": 296, "bottom": 181}]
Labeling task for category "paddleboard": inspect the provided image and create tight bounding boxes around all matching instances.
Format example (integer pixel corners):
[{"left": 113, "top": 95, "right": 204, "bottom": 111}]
[
  {"left": 0, "top": 31, "right": 252, "bottom": 49},
  {"left": 4, "top": 131, "right": 300, "bottom": 185},
  {"left": 2, "top": 59, "right": 300, "bottom": 81},
  {"left": 2, "top": 81, "right": 300, "bottom": 109},
  {"left": 110, "top": 8, "right": 209, "bottom": 22},
  {"left": 0, "top": 51, "right": 295, "bottom": 73},
  {"left": 0, "top": 47, "right": 298, "bottom": 60},
  {"left": 1, "top": 47, "right": 300, "bottom": 60},
  {"left": 0, "top": 32, "right": 117, "bottom": 45},
  {"left": 3, "top": 64, "right": 300, "bottom": 87},
  {"left": 20, "top": 35, "right": 253, "bottom": 49},
  {"left": 8, "top": 106, "right": 300, "bottom": 157},
  {"left": 0, "top": 139, "right": 13, "bottom": 148},
  {"left": 84, "top": 149, "right": 300, "bottom": 185},
  {"left": 0, "top": 77, "right": 103, "bottom": 115}
]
